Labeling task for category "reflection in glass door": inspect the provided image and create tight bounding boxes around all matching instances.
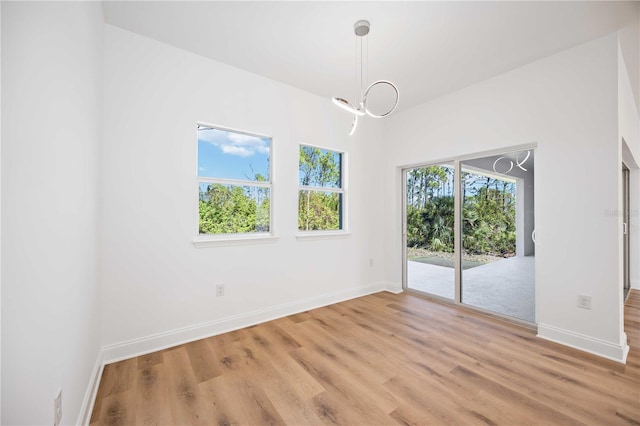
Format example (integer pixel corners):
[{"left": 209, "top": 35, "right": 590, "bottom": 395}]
[
  {"left": 461, "top": 150, "right": 535, "bottom": 322},
  {"left": 405, "top": 163, "right": 456, "bottom": 300}
]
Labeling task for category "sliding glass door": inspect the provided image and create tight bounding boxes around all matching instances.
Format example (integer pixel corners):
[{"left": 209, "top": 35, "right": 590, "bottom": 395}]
[
  {"left": 461, "top": 150, "right": 535, "bottom": 322},
  {"left": 405, "top": 163, "right": 456, "bottom": 300},
  {"left": 404, "top": 148, "right": 535, "bottom": 323}
]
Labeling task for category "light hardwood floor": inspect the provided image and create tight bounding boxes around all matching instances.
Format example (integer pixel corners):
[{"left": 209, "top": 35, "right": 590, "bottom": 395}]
[{"left": 91, "top": 290, "right": 640, "bottom": 425}]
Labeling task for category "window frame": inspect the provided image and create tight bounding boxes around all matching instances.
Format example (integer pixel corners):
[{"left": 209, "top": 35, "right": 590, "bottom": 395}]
[
  {"left": 296, "top": 143, "right": 349, "bottom": 239},
  {"left": 193, "top": 122, "right": 277, "bottom": 247}
]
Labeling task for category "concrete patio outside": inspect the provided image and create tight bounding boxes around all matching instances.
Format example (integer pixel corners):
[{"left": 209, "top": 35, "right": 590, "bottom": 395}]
[{"left": 407, "top": 256, "right": 535, "bottom": 322}]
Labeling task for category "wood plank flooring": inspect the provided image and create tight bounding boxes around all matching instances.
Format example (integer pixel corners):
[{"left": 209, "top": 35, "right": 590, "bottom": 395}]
[{"left": 91, "top": 290, "right": 640, "bottom": 425}]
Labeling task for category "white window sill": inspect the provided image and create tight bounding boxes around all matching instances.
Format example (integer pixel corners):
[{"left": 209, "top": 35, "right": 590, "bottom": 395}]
[
  {"left": 192, "top": 233, "right": 279, "bottom": 248},
  {"left": 296, "top": 231, "right": 351, "bottom": 241}
]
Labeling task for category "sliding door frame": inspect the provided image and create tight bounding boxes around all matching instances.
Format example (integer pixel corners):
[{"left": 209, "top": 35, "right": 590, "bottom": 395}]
[
  {"left": 401, "top": 143, "right": 537, "bottom": 327},
  {"left": 623, "top": 162, "right": 630, "bottom": 301},
  {"left": 402, "top": 161, "right": 458, "bottom": 303}
]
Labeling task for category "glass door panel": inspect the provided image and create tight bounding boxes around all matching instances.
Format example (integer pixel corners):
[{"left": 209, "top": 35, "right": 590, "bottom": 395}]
[
  {"left": 461, "top": 150, "right": 535, "bottom": 322},
  {"left": 405, "top": 163, "right": 456, "bottom": 300}
]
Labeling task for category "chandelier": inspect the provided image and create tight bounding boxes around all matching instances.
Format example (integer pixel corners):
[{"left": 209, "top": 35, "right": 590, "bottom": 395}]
[{"left": 332, "top": 20, "right": 399, "bottom": 135}]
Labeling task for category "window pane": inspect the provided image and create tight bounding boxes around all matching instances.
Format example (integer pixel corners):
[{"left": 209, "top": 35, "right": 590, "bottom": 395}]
[
  {"left": 199, "top": 182, "right": 270, "bottom": 234},
  {"left": 198, "top": 127, "right": 270, "bottom": 182},
  {"left": 298, "top": 190, "right": 342, "bottom": 231},
  {"left": 298, "top": 146, "right": 341, "bottom": 188}
]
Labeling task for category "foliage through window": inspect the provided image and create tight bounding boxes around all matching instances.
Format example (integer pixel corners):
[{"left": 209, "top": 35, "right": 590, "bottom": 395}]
[
  {"left": 405, "top": 165, "right": 516, "bottom": 256},
  {"left": 406, "top": 165, "right": 455, "bottom": 252},
  {"left": 298, "top": 145, "right": 344, "bottom": 231},
  {"left": 197, "top": 125, "right": 271, "bottom": 235},
  {"left": 461, "top": 171, "right": 516, "bottom": 256}
]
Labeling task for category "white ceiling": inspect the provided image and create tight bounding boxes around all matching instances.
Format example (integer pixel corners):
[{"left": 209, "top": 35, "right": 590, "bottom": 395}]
[{"left": 102, "top": 1, "right": 639, "bottom": 112}]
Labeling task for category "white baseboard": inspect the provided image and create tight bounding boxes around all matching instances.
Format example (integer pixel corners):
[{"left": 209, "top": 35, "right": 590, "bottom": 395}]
[
  {"left": 77, "top": 349, "right": 105, "bottom": 426},
  {"left": 101, "top": 281, "right": 386, "bottom": 364},
  {"left": 631, "top": 279, "right": 639, "bottom": 290},
  {"left": 385, "top": 281, "right": 403, "bottom": 294},
  {"left": 537, "top": 323, "right": 630, "bottom": 364}
]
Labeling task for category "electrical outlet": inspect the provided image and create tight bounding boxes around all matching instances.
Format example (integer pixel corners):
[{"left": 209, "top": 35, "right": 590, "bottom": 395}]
[
  {"left": 369, "top": 258, "right": 374, "bottom": 267},
  {"left": 54, "top": 389, "right": 62, "bottom": 426},
  {"left": 577, "top": 295, "right": 591, "bottom": 310},
  {"left": 216, "top": 284, "right": 225, "bottom": 297}
]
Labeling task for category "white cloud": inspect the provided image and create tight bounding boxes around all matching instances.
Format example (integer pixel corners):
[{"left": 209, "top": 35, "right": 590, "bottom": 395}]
[
  {"left": 199, "top": 128, "right": 269, "bottom": 157},
  {"left": 221, "top": 145, "right": 253, "bottom": 157},
  {"left": 227, "top": 132, "right": 269, "bottom": 154}
]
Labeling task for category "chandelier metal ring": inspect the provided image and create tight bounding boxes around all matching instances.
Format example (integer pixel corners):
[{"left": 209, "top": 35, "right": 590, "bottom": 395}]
[{"left": 362, "top": 80, "right": 400, "bottom": 118}]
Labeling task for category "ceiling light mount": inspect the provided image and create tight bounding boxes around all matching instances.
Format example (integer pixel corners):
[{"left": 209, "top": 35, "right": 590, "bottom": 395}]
[
  {"left": 354, "top": 20, "right": 370, "bottom": 37},
  {"left": 332, "top": 19, "right": 399, "bottom": 135}
]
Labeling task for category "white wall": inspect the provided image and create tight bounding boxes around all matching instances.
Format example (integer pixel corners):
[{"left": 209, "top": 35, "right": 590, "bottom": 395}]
[
  {"left": 618, "top": 8, "right": 640, "bottom": 118},
  {"left": 1, "top": 2, "right": 103, "bottom": 424},
  {"left": 101, "top": 25, "right": 385, "bottom": 354},
  {"left": 383, "top": 34, "right": 628, "bottom": 361}
]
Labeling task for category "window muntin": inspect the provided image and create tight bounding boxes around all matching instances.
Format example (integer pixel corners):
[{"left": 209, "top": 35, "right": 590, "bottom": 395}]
[
  {"left": 298, "top": 145, "right": 344, "bottom": 232},
  {"left": 197, "top": 125, "right": 271, "bottom": 235}
]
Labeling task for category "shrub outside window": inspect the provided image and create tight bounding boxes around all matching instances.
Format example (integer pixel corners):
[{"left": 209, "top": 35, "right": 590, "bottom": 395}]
[
  {"left": 298, "top": 145, "right": 344, "bottom": 232},
  {"left": 197, "top": 125, "right": 271, "bottom": 235}
]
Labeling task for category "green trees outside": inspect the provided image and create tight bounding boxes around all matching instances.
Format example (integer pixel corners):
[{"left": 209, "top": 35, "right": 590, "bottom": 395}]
[
  {"left": 198, "top": 145, "right": 342, "bottom": 234},
  {"left": 406, "top": 166, "right": 455, "bottom": 251},
  {"left": 199, "top": 183, "right": 270, "bottom": 234},
  {"left": 299, "top": 146, "right": 340, "bottom": 187},
  {"left": 462, "top": 175, "right": 516, "bottom": 256},
  {"left": 406, "top": 166, "right": 516, "bottom": 257},
  {"left": 298, "top": 146, "right": 342, "bottom": 231},
  {"left": 298, "top": 191, "right": 340, "bottom": 231}
]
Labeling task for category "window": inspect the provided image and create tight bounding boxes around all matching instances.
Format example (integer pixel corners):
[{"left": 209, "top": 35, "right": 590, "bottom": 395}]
[
  {"left": 298, "top": 145, "right": 345, "bottom": 232},
  {"left": 197, "top": 125, "right": 271, "bottom": 236}
]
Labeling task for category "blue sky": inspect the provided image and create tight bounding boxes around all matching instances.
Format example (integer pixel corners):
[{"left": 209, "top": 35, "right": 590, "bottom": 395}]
[{"left": 198, "top": 127, "right": 270, "bottom": 181}]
